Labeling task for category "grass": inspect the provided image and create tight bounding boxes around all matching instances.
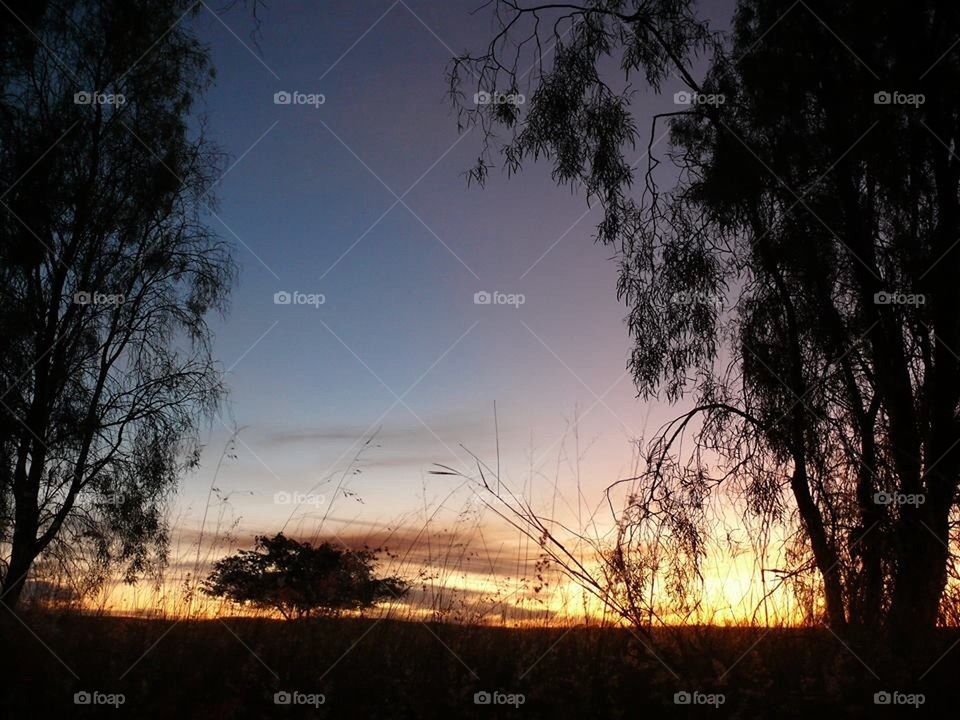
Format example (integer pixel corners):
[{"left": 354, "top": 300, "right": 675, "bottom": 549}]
[
  {"left": 3, "top": 611, "right": 959, "bottom": 718},
  {"left": 7, "top": 432, "right": 958, "bottom": 717}
]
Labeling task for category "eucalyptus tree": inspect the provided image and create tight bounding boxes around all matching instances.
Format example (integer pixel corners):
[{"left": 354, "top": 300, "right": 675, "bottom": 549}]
[
  {"left": 451, "top": 0, "right": 960, "bottom": 642},
  {"left": 0, "top": 0, "right": 235, "bottom": 607}
]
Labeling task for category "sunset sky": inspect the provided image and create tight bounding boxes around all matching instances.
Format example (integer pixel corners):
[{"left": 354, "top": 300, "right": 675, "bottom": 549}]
[
  {"left": 8, "top": 3, "right": 960, "bottom": 718},
  {"left": 111, "top": 0, "right": 771, "bottom": 622}
]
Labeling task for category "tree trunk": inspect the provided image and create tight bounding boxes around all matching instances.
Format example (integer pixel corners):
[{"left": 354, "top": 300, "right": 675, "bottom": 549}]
[
  {"left": 790, "top": 464, "right": 847, "bottom": 632},
  {"left": 887, "top": 508, "right": 949, "bottom": 651},
  {"left": 3, "top": 436, "right": 42, "bottom": 611},
  {"left": 0, "top": 535, "right": 36, "bottom": 610}
]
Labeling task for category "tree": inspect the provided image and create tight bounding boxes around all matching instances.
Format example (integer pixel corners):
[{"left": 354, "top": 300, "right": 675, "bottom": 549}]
[
  {"left": 451, "top": 0, "right": 960, "bottom": 644},
  {"left": 203, "top": 533, "right": 408, "bottom": 619},
  {"left": 0, "top": 0, "right": 235, "bottom": 608}
]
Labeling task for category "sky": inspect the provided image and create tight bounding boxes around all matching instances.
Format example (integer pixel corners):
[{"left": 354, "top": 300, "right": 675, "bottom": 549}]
[{"left": 113, "top": 0, "right": 761, "bottom": 621}]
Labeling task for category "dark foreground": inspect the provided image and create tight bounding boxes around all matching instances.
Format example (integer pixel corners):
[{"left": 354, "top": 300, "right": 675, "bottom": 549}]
[{"left": 1, "top": 612, "right": 958, "bottom": 718}]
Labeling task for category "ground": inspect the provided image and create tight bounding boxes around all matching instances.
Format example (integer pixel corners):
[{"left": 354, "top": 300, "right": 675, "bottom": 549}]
[{"left": 2, "top": 613, "right": 957, "bottom": 717}]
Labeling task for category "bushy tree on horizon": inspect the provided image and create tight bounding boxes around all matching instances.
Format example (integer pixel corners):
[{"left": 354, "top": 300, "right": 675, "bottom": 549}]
[{"left": 203, "top": 533, "right": 409, "bottom": 619}]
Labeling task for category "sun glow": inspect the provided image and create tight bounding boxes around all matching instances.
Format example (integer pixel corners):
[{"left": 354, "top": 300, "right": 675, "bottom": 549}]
[{"left": 83, "top": 534, "right": 813, "bottom": 628}]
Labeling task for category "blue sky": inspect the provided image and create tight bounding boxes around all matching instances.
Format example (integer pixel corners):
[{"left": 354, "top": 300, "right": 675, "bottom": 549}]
[{"left": 171, "top": 0, "right": 732, "bottom": 554}]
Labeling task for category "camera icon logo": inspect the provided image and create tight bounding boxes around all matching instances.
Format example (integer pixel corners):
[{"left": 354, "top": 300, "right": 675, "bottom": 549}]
[
  {"left": 874, "top": 91, "right": 892, "bottom": 105},
  {"left": 74, "top": 91, "right": 93, "bottom": 105},
  {"left": 473, "top": 91, "right": 491, "bottom": 105},
  {"left": 74, "top": 691, "right": 92, "bottom": 705},
  {"left": 274, "top": 691, "right": 292, "bottom": 705},
  {"left": 274, "top": 291, "right": 292, "bottom": 305},
  {"left": 873, "top": 291, "right": 891, "bottom": 304},
  {"left": 474, "top": 691, "right": 492, "bottom": 705},
  {"left": 274, "top": 91, "right": 292, "bottom": 105},
  {"left": 674, "top": 691, "right": 692, "bottom": 705},
  {"left": 874, "top": 691, "right": 892, "bottom": 705},
  {"left": 73, "top": 291, "right": 91, "bottom": 305},
  {"left": 474, "top": 291, "right": 492, "bottom": 305},
  {"left": 673, "top": 91, "right": 693, "bottom": 105},
  {"left": 873, "top": 491, "right": 892, "bottom": 505}
]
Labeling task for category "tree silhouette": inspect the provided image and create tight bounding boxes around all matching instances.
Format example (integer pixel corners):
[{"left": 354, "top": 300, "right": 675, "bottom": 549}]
[
  {"left": 0, "top": 0, "right": 234, "bottom": 608},
  {"left": 203, "top": 534, "right": 408, "bottom": 619},
  {"left": 452, "top": 0, "right": 960, "bottom": 645}
]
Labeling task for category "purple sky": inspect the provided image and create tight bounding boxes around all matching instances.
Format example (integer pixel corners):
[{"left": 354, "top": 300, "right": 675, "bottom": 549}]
[{"left": 162, "top": 0, "right": 736, "bottom": 596}]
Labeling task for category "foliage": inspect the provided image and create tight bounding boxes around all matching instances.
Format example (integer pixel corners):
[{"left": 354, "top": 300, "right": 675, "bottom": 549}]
[
  {"left": 203, "top": 533, "right": 408, "bottom": 619},
  {"left": 452, "top": 0, "right": 960, "bottom": 641},
  {"left": 0, "top": 0, "right": 234, "bottom": 606}
]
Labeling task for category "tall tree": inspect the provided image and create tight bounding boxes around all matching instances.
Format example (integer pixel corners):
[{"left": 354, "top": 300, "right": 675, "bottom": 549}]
[
  {"left": 452, "top": 0, "right": 960, "bottom": 644},
  {"left": 0, "top": 0, "right": 235, "bottom": 608}
]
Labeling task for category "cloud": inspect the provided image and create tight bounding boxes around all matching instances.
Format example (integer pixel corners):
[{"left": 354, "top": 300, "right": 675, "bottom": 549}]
[
  {"left": 169, "top": 516, "right": 553, "bottom": 581},
  {"left": 256, "top": 412, "right": 499, "bottom": 449}
]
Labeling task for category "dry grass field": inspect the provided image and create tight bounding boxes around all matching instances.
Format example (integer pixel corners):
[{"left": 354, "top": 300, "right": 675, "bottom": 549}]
[{"left": 3, "top": 612, "right": 957, "bottom": 718}]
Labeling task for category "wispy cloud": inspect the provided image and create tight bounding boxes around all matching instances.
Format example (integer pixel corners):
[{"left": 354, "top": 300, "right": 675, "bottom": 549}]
[{"left": 257, "top": 412, "right": 499, "bottom": 448}]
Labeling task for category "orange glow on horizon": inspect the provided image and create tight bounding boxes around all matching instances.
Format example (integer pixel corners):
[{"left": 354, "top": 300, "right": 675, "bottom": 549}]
[{"left": 82, "top": 537, "right": 815, "bottom": 628}]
